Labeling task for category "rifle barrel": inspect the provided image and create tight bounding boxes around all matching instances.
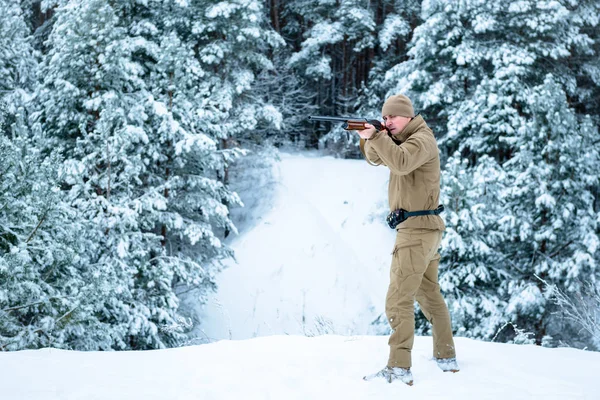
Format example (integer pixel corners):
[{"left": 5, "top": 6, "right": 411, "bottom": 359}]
[
  {"left": 309, "top": 115, "right": 385, "bottom": 132},
  {"left": 308, "top": 116, "right": 365, "bottom": 122}
]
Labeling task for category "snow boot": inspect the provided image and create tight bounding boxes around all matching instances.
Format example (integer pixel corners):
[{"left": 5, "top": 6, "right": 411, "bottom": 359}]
[
  {"left": 363, "top": 367, "right": 413, "bottom": 386},
  {"left": 436, "top": 357, "right": 460, "bottom": 373}
]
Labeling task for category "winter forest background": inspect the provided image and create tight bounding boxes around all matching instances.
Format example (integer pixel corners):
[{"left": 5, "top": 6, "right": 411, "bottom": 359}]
[{"left": 1, "top": 0, "right": 599, "bottom": 352}]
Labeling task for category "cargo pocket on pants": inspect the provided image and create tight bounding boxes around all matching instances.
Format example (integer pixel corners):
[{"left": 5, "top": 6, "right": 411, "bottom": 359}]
[{"left": 391, "top": 238, "right": 423, "bottom": 277}]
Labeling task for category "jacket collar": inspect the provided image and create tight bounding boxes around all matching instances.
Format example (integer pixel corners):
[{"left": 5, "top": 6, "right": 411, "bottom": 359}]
[{"left": 392, "top": 115, "right": 425, "bottom": 143}]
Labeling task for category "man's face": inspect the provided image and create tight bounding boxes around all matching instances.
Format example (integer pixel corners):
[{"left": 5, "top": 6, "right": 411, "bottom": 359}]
[{"left": 383, "top": 115, "right": 412, "bottom": 135}]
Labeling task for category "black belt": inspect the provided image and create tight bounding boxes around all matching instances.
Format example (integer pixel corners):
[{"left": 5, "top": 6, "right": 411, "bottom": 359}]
[{"left": 386, "top": 205, "right": 445, "bottom": 229}]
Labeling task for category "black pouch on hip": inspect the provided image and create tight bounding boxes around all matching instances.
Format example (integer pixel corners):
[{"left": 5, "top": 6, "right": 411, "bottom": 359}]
[{"left": 386, "top": 209, "right": 406, "bottom": 229}]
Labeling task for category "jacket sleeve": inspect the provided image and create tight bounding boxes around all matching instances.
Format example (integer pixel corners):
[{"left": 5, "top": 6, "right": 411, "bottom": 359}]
[
  {"left": 363, "top": 131, "right": 386, "bottom": 166},
  {"left": 366, "top": 130, "right": 436, "bottom": 175}
]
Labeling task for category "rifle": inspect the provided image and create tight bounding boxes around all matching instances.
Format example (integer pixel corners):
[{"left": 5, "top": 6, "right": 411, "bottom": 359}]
[
  {"left": 308, "top": 116, "right": 387, "bottom": 166},
  {"left": 308, "top": 116, "right": 386, "bottom": 132}
]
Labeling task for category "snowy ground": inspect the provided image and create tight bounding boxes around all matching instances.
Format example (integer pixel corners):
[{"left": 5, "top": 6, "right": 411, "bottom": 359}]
[
  {"left": 3, "top": 335, "right": 599, "bottom": 399},
  {"left": 3, "top": 151, "right": 600, "bottom": 399}
]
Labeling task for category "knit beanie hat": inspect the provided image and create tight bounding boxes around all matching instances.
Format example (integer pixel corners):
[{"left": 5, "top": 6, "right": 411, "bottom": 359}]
[{"left": 381, "top": 94, "right": 415, "bottom": 118}]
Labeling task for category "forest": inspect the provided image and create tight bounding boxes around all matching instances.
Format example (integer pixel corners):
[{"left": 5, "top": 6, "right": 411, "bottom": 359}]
[{"left": 1, "top": 0, "right": 599, "bottom": 351}]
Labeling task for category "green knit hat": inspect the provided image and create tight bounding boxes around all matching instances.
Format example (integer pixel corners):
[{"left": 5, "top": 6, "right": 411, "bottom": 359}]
[{"left": 381, "top": 94, "right": 415, "bottom": 118}]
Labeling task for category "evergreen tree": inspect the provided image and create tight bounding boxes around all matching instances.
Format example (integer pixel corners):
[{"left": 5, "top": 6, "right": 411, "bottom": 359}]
[
  {"left": 145, "top": 0, "right": 284, "bottom": 332},
  {"left": 287, "top": 0, "right": 377, "bottom": 148},
  {"left": 499, "top": 76, "right": 599, "bottom": 346},
  {"left": 30, "top": 0, "right": 203, "bottom": 349},
  {"left": 187, "top": 0, "right": 284, "bottom": 144},
  {"left": 31, "top": 0, "right": 175, "bottom": 349},
  {"left": 0, "top": 4, "right": 87, "bottom": 345},
  {"left": 24, "top": 0, "right": 280, "bottom": 349},
  {"left": 432, "top": 154, "right": 509, "bottom": 340},
  {"left": 383, "top": 0, "right": 600, "bottom": 345},
  {"left": 0, "top": 0, "right": 80, "bottom": 350},
  {"left": 0, "top": 121, "right": 88, "bottom": 350},
  {"left": 0, "top": 0, "right": 37, "bottom": 91},
  {"left": 0, "top": 0, "right": 38, "bottom": 122}
]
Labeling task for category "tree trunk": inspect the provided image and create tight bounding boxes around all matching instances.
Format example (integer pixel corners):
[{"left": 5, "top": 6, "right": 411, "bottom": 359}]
[
  {"left": 161, "top": 73, "right": 174, "bottom": 247},
  {"left": 270, "top": 0, "right": 280, "bottom": 33}
]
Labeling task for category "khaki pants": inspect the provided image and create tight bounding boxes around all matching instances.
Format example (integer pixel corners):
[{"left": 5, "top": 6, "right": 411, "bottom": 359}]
[{"left": 385, "top": 228, "right": 456, "bottom": 368}]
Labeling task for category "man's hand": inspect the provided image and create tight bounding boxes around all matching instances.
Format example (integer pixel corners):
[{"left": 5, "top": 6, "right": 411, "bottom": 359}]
[{"left": 357, "top": 123, "right": 377, "bottom": 139}]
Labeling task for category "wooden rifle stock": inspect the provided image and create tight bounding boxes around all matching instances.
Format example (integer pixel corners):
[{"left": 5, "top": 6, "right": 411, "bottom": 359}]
[{"left": 308, "top": 115, "right": 385, "bottom": 166}]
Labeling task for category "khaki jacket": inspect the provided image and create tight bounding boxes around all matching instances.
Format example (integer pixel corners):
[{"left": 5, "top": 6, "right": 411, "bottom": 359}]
[{"left": 364, "top": 115, "right": 445, "bottom": 231}]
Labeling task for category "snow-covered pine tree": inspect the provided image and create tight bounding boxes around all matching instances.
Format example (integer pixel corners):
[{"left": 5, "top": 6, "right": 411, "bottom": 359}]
[
  {"left": 135, "top": 0, "right": 267, "bottom": 332},
  {"left": 361, "top": 0, "right": 421, "bottom": 113},
  {"left": 0, "top": 0, "right": 38, "bottom": 120},
  {"left": 383, "top": 0, "right": 600, "bottom": 346},
  {"left": 4, "top": 2, "right": 109, "bottom": 352},
  {"left": 287, "top": 0, "right": 377, "bottom": 150},
  {"left": 29, "top": 0, "right": 198, "bottom": 349},
  {"left": 145, "top": 0, "right": 284, "bottom": 335},
  {"left": 288, "top": 0, "right": 422, "bottom": 156},
  {"left": 432, "top": 154, "right": 509, "bottom": 340},
  {"left": 385, "top": 0, "right": 600, "bottom": 162},
  {"left": 249, "top": 47, "right": 314, "bottom": 148},
  {"left": 30, "top": 0, "right": 177, "bottom": 349},
  {"left": 0, "top": 1, "right": 93, "bottom": 350},
  {"left": 188, "top": 0, "right": 284, "bottom": 145},
  {"left": 500, "top": 76, "right": 599, "bottom": 348},
  {"left": 347, "top": 0, "right": 422, "bottom": 156},
  {"left": 0, "top": 119, "right": 90, "bottom": 351},
  {"left": 382, "top": 0, "right": 473, "bottom": 139},
  {"left": 27, "top": 0, "right": 281, "bottom": 350},
  {"left": 375, "top": 0, "right": 506, "bottom": 339}
]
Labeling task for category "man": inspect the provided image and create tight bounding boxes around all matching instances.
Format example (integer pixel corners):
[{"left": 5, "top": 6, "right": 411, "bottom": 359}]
[{"left": 358, "top": 94, "right": 458, "bottom": 386}]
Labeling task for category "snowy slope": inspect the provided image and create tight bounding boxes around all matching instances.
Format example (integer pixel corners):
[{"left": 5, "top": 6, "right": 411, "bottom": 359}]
[
  {"left": 198, "top": 152, "right": 394, "bottom": 340},
  {"left": 2, "top": 335, "right": 599, "bottom": 400}
]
